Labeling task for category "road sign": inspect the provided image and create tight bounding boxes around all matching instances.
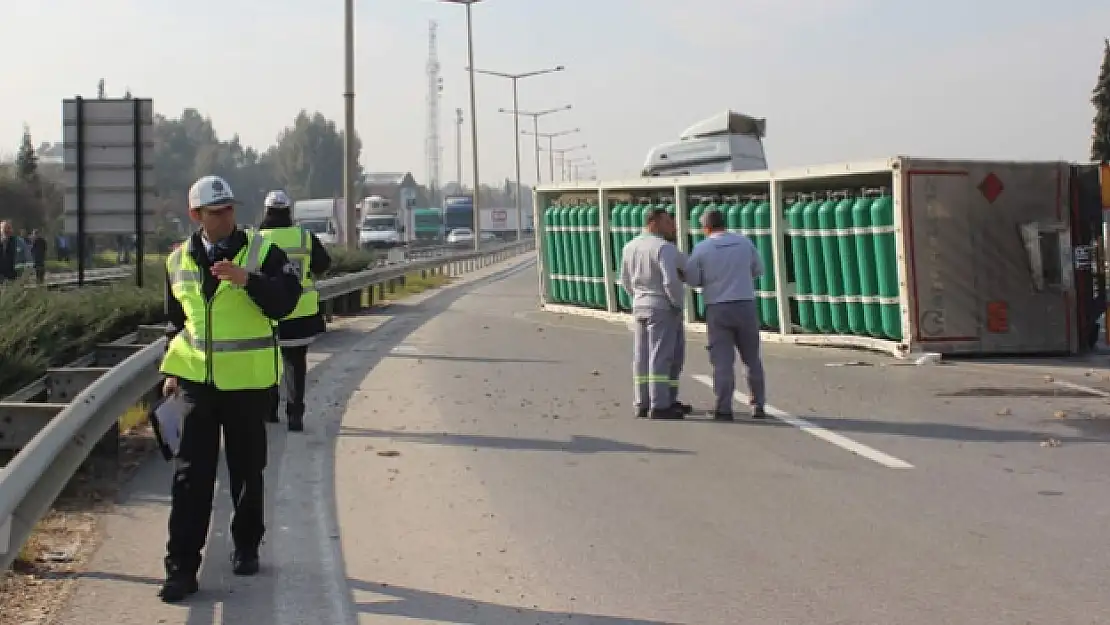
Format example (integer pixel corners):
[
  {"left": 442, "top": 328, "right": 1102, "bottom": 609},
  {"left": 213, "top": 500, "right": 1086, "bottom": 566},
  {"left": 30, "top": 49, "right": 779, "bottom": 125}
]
[{"left": 62, "top": 97, "right": 157, "bottom": 235}]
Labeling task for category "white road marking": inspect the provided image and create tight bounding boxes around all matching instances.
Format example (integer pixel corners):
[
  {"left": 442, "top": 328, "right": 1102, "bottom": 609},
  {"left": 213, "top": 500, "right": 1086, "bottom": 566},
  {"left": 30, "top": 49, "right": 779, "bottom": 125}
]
[
  {"left": 1054, "top": 379, "right": 1110, "bottom": 399},
  {"left": 692, "top": 374, "right": 915, "bottom": 469}
]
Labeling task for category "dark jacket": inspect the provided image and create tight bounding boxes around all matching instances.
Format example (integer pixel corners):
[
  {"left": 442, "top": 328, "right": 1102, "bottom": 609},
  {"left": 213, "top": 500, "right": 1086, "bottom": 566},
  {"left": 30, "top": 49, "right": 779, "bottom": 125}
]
[
  {"left": 258, "top": 211, "right": 332, "bottom": 342},
  {"left": 163, "top": 228, "right": 303, "bottom": 346},
  {"left": 0, "top": 237, "right": 17, "bottom": 280}
]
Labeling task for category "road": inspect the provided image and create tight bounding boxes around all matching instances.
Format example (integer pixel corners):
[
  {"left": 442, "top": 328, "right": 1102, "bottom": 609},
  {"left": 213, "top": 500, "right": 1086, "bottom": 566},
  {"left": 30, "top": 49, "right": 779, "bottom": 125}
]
[{"left": 56, "top": 252, "right": 1110, "bottom": 624}]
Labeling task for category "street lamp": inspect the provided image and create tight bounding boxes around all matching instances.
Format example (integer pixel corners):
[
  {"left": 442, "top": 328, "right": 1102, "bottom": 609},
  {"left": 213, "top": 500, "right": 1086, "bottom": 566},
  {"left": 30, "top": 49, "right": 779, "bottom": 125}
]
[
  {"left": 499, "top": 105, "right": 571, "bottom": 184},
  {"left": 441, "top": 0, "right": 483, "bottom": 251},
  {"left": 565, "top": 156, "right": 594, "bottom": 182},
  {"left": 538, "top": 143, "right": 586, "bottom": 181},
  {"left": 342, "top": 0, "right": 357, "bottom": 248},
  {"left": 521, "top": 128, "right": 581, "bottom": 181},
  {"left": 469, "top": 65, "right": 564, "bottom": 241}
]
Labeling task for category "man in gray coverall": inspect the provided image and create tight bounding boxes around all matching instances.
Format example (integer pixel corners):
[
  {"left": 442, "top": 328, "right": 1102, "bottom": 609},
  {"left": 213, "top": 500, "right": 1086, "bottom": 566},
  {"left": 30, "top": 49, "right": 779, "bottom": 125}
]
[
  {"left": 684, "top": 209, "right": 768, "bottom": 420},
  {"left": 619, "top": 207, "right": 693, "bottom": 421}
]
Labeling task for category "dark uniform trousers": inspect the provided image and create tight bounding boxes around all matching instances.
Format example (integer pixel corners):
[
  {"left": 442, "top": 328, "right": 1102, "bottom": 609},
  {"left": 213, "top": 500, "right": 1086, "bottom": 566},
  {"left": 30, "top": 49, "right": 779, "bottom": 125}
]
[
  {"left": 280, "top": 345, "right": 309, "bottom": 418},
  {"left": 167, "top": 380, "right": 269, "bottom": 575}
]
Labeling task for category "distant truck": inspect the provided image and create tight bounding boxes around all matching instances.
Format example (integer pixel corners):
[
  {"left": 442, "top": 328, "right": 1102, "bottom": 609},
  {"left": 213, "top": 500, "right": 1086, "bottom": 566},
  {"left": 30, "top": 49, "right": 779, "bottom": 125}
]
[
  {"left": 292, "top": 198, "right": 351, "bottom": 246},
  {"left": 358, "top": 195, "right": 405, "bottom": 249},
  {"left": 478, "top": 208, "right": 533, "bottom": 239},
  {"left": 642, "top": 110, "right": 768, "bottom": 177}
]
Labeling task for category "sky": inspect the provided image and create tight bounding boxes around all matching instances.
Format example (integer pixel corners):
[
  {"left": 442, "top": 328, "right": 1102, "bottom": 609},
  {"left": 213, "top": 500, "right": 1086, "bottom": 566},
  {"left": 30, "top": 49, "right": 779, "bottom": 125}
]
[{"left": 2, "top": 0, "right": 1108, "bottom": 188}]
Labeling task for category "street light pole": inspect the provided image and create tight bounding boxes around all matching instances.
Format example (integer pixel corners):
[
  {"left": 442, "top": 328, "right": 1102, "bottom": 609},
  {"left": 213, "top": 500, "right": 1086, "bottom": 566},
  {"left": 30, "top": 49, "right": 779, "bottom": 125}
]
[
  {"left": 343, "top": 0, "right": 357, "bottom": 249},
  {"left": 522, "top": 127, "right": 581, "bottom": 184},
  {"left": 472, "top": 66, "right": 564, "bottom": 241},
  {"left": 443, "top": 0, "right": 483, "bottom": 251},
  {"left": 501, "top": 105, "right": 571, "bottom": 185}
]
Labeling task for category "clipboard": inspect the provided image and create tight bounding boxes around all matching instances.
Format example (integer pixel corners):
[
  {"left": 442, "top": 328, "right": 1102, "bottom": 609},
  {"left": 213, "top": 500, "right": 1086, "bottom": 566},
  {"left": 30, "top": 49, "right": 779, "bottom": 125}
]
[{"left": 148, "top": 395, "right": 190, "bottom": 461}]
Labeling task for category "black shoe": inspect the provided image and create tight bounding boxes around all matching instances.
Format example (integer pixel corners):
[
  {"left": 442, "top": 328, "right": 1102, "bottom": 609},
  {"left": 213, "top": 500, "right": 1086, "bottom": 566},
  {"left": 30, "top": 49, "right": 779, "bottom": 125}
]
[
  {"left": 675, "top": 402, "right": 694, "bottom": 415},
  {"left": 713, "top": 411, "right": 734, "bottom": 421},
  {"left": 287, "top": 415, "right": 304, "bottom": 432},
  {"left": 751, "top": 406, "right": 768, "bottom": 419},
  {"left": 635, "top": 408, "right": 648, "bottom": 419},
  {"left": 159, "top": 575, "right": 198, "bottom": 602},
  {"left": 649, "top": 406, "right": 685, "bottom": 420},
  {"left": 231, "top": 550, "right": 260, "bottom": 576},
  {"left": 159, "top": 560, "right": 198, "bottom": 603}
]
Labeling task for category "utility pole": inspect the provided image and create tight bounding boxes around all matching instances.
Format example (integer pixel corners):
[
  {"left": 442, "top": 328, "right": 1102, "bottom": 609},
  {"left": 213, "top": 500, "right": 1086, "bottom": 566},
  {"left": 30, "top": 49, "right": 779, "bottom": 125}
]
[
  {"left": 342, "top": 0, "right": 358, "bottom": 249},
  {"left": 455, "top": 108, "right": 463, "bottom": 186},
  {"left": 425, "top": 21, "right": 443, "bottom": 208}
]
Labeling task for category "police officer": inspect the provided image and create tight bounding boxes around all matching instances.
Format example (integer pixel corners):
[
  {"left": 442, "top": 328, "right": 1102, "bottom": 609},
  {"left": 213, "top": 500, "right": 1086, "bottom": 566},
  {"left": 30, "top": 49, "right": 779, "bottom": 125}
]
[
  {"left": 684, "top": 208, "right": 767, "bottom": 420},
  {"left": 258, "top": 189, "right": 332, "bottom": 432},
  {"left": 619, "top": 207, "right": 693, "bottom": 420},
  {"left": 158, "top": 175, "right": 302, "bottom": 602}
]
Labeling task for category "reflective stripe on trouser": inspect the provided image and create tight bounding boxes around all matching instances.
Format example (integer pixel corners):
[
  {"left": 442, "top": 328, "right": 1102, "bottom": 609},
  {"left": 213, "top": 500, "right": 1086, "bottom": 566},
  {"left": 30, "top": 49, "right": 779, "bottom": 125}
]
[
  {"left": 632, "top": 307, "right": 683, "bottom": 410},
  {"left": 706, "top": 300, "right": 766, "bottom": 414}
]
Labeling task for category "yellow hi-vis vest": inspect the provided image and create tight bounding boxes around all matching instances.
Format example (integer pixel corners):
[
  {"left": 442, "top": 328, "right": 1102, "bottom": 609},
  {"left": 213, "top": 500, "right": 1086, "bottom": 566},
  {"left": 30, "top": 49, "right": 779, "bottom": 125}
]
[
  {"left": 160, "top": 231, "right": 282, "bottom": 390},
  {"left": 258, "top": 225, "right": 319, "bottom": 321}
]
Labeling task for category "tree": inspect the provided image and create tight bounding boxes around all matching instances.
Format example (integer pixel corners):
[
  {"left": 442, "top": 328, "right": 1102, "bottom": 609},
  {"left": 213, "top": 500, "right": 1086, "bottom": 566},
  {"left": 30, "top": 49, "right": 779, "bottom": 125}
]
[
  {"left": 269, "top": 110, "right": 363, "bottom": 200},
  {"left": 97, "top": 78, "right": 106, "bottom": 99},
  {"left": 15, "top": 125, "right": 38, "bottom": 184},
  {"left": 1092, "top": 38, "right": 1110, "bottom": 163}
]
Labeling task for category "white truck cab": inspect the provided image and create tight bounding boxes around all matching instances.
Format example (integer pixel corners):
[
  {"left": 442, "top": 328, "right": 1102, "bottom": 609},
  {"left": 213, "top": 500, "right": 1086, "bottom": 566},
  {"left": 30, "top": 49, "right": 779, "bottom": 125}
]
[
  {"left": 358, "top": 196, "right": 404, "bottom": 249},
  {"left": 642, "top": 110, "right": 768, "bottom": 177}
]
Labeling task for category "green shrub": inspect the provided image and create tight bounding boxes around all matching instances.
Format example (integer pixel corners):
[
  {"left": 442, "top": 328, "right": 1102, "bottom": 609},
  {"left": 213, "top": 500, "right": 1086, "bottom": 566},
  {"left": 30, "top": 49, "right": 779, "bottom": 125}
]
[
  {"left": 0, "top": 266, "right": 166, "bottom": 396},
  {"left": 326, "top": 247, "right": 379, "bottom": 275}
]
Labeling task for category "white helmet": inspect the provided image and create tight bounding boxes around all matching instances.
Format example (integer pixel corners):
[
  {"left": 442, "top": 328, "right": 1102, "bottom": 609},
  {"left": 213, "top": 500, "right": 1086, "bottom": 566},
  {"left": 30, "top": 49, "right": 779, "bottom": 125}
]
[
  {"left": 264, "top": 189, "right": 293, "bottom": 210},
  {"left": 188, "top": 175, "right": 236, "bottom": 210}
]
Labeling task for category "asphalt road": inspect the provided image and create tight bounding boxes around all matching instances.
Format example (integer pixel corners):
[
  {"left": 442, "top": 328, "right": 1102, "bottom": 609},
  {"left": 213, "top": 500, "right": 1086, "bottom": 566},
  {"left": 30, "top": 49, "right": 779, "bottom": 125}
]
[{"left": 56, "top": 253, "right": 1110, "bottom": 624}]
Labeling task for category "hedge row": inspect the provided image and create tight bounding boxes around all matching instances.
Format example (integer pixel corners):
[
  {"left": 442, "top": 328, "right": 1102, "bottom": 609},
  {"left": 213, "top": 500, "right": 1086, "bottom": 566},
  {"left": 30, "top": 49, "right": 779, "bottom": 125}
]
[{"left": 0, "top": 247, "right": 381, "bottom": 397}]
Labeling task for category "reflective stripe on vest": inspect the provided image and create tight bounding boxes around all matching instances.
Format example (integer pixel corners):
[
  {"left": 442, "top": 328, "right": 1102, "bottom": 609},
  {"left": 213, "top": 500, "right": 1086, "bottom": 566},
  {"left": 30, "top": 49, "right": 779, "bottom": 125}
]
[
  {"left": 258, "top": 226, "right": 319, "bottom": 321},
  {"left": 159, "top": 231, "right": 281, "bottom": 390}
]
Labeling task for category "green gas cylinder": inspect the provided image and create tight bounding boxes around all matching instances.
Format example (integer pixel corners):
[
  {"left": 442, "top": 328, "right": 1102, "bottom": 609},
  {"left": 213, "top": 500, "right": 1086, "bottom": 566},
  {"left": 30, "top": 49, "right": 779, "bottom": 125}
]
[
  {"left": 558, "top": 204, "right": 576, "bottom": 304},
  {"left": 753, "top": 198, "right": 777, "bottom": 329},
  {"left": 570, "top": 204, "right": 587, "bottom": 305},
  {"left": 610, "top": 202, "right": 630, "bottom": 311},
  {"left": 787, "top": 198, "right": 815, "bottom": 331},
  {"left": 586, "top": 204, "right": 604, "bottom": 308},
  {"left": 834, "top": 196, "right": 865, "bottom": 334},
  {"left": 550, "top": 204, "right": 566, "bottom": 303},
  {"left": 802, "top": 196, "right": 831, "bottom": 332},
  {"left": 852, "top": 196, "right": 882, "bottom": 337},
  {"left": 543, "top": 205, "right": 561, "bottom": 303},
  {"left": 725, "top": 197, "right": 743, "bottom": 232},
  {"left": 688, "top": 200, "right": 706, "bottom": 320},
  {"left": 871, "top": 194, "right": 901, "bottom": 340},
  {"left": 739, "top": 197, "right": 756, "bottom": 238},
  {"left": 817, "top": 195, "right": 848, "bottom": 334}
]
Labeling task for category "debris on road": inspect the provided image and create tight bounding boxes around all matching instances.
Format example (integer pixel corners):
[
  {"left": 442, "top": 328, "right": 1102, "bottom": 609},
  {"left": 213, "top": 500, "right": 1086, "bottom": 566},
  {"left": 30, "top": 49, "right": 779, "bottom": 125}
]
[
  {"left": 377, "top": 450, "right": 401, "bottom": 457},
  {"left": 996, "top": 408, "right": 1012, "bottom": 416},
  {"left": 1041, "top": 438, "right": 1062, "bottom": 448}
]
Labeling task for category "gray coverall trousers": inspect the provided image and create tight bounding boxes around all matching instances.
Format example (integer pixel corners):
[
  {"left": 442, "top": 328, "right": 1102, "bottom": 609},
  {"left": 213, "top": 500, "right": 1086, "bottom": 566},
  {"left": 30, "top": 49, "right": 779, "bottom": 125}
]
[
  {"left": 632, "top": 306, "right": 685, "bottom": 410},
  {"left": 706, "top": 300, "right": 766, "bottom": 414}
]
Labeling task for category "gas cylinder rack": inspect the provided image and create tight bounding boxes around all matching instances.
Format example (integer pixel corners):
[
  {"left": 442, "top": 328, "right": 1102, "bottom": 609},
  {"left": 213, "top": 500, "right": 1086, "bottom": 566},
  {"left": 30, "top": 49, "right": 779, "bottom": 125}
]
[{"left": 535, "top": 157, "right": 1089, "bottom": 358}]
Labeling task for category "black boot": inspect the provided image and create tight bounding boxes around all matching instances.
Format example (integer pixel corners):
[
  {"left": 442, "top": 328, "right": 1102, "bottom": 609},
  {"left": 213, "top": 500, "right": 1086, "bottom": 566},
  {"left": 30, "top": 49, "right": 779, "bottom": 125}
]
[
  {"left": 159, "top": 558, "right": 198, "bottom": 603},
  {"left": 231, "top": 549, "right": 260, "bottom": 576},
  {"left": 287, "top": 404, "right": 305, "bottom": 432},
  {"left": 674, "top": 402, "right": 694, "bottom": 415},
  {"left": 649, "top": 405, "right": 685, "bottom": 420}
]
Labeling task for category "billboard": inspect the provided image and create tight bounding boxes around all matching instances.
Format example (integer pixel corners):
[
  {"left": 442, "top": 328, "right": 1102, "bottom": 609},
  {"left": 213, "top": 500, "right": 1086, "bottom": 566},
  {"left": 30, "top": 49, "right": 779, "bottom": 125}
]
[{"left": 62, "top": 97, "right": 157, "bottom": 235}]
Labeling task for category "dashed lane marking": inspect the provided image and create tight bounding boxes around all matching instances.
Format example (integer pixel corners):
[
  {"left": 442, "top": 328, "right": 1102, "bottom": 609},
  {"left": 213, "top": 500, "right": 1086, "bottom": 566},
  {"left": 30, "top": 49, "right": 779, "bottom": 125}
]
[{"left": 691, "top": 374, "right": 915, "bottom": 469}]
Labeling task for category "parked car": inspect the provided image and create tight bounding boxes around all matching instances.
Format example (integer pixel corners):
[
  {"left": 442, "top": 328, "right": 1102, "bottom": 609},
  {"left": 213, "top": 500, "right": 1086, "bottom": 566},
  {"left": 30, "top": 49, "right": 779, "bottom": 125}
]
[{"left": 446, "top": 228, "right": 474, "bottom": 245}]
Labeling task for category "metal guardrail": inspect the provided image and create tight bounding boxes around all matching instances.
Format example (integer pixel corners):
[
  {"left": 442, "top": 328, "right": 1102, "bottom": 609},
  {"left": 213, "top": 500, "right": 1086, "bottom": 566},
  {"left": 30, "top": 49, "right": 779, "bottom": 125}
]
[{"left": 0, "top": 238, "right": 534, "bottom": 570}]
